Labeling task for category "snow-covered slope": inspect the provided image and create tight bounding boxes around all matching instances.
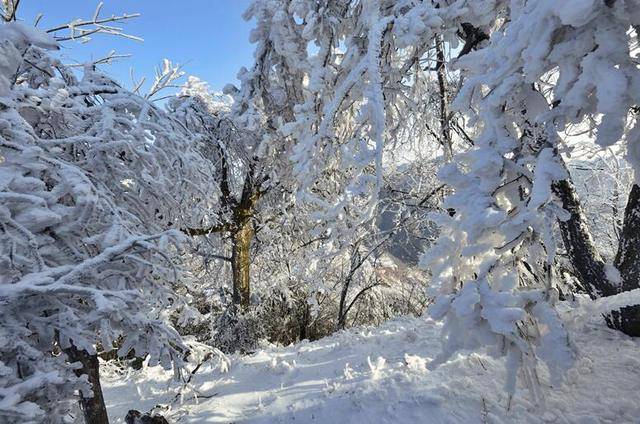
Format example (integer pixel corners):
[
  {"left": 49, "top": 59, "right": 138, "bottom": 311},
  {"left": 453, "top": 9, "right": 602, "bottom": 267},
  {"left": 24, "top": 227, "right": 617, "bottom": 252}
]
[{"left": 103, "top": 298, "right": 640, "bottom": 423}]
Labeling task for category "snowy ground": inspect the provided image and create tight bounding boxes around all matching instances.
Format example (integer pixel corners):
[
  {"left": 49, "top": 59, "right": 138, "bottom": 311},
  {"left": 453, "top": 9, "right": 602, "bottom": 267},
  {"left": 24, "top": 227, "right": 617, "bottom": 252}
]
[{"left": 103, "top": 297, "right": 640, "bottom": 423}]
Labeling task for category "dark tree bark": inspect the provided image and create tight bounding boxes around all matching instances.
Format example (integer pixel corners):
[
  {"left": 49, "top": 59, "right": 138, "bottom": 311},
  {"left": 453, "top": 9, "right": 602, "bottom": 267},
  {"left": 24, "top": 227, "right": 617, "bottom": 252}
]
[
  {"left": 552, "top": 178, "right": 617, "bottom": 298},
  {"left": 457, "top": 23, "right": 490, "bottom": 58},
  {"left": 434, "top": 35, "right": 452, "bottom": 161},
  {"left": 299, "top": 301, "right": 310, "bottom": 341},
  {"left": 614, "top": 184, "right": 640, "bottom": 291},
  {"left": 610, "top": 184, "right": 640, "bottom": 336},
  {"left": 337, "top": 242, "right": 370, "bottom": 330},
  {"left": 337, "top": 246, "right": 358, "bottom": 330},
  {"left": 554, "top": 175, "right": 640, "bottom": 336},
  {"left": 65, "top": 345, "right": 110, "bottom": 424},
  {"left": 337, "top": 281, "right": 350, "bottom": 330}
]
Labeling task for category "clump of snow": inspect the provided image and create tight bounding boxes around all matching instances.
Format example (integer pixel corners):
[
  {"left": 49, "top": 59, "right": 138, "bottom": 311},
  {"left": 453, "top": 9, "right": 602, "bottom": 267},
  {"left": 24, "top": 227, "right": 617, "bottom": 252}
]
[
  {"left": 604, "top": 263, "right": 622, "bottom": 285},
  {"left": 103, "top": 298, "right": 640, "bottom": 423}
]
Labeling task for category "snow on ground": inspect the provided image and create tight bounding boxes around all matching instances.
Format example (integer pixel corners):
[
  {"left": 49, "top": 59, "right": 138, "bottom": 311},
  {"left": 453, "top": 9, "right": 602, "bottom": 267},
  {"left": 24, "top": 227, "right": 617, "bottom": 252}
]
[{"left": 103, "top": 297, "right": 640, "bottom": 423}]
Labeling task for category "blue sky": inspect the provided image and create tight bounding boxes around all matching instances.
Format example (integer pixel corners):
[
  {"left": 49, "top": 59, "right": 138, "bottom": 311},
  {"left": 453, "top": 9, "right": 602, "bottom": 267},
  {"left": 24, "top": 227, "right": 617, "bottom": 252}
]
[{"left": 17, "top": 1, "right": 255, "bottom": 92}]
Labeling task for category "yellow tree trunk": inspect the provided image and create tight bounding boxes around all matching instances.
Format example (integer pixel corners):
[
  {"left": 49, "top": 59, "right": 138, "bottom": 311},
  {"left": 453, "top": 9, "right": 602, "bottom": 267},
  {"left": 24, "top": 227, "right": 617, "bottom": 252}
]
[{"left": 231, "top": 219, "right": 253, "bottom": 310}]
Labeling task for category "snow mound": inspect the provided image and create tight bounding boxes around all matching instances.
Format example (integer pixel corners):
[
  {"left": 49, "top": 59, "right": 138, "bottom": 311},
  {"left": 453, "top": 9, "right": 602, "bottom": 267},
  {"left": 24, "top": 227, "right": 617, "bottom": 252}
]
[{"left": 104, "top": 299, "right": 640, "bottom": 423}]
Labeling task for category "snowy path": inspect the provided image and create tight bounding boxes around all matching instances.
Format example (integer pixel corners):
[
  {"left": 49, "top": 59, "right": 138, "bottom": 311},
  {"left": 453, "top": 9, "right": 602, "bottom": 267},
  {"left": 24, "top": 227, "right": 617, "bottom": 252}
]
[{"left": 104, "top": 301, "right": 640, "bottom": 423}]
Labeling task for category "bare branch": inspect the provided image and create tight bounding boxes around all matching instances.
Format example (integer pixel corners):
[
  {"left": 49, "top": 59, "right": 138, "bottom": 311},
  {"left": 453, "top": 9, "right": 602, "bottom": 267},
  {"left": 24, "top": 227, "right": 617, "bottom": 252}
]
[{"left": 45, "top": 3, "right": 142, "bottom": 43}]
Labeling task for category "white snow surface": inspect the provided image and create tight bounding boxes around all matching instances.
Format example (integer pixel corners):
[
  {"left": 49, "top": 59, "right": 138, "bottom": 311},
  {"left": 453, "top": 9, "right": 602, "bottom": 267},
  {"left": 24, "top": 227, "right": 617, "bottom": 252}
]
[{"left": 103, "top": 298, "right": 640, "bottom": 423}]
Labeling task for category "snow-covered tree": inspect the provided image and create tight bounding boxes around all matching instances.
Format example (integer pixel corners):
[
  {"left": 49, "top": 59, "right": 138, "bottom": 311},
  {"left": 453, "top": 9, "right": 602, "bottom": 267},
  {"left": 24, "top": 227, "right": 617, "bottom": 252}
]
[
  {"left": 424, "top": 0, "right": 640, "bottom": 395},
  {"left": 170, "top": 67, "right": 440, "bottom": 350},
  {"left": 0, "top": 17, "right": 220, "bottom": 422},
  {"left": 182, "top": 0, "right": 451, "bottom": 319}
]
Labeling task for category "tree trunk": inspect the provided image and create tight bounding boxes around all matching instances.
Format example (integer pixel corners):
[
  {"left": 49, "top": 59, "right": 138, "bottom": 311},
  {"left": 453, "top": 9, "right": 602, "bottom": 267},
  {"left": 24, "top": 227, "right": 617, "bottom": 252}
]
[
  {"left": 337, "top": 278, "right": 350, "bottom": 330},
  {"left": 231, "top": 219, "right": 253, "bottom": 310},
  {"left": 610, "top": 184, "right": 640, "bottom": 336},
  {"left": 65, "top": 345, "right": 110, "bottom": 424},
  {"left": 552, "top": 178, "right": 617, "bottom": 298},
  {"left": 614, "top": 184, "right": 640, "bottom": 291},
  {"left": 337, "top": 244, "right": 360, "bottom": 330},
  {"left": 435, "top": 35, "right": 452, "bottom": 161},
  {"left": 299, "top": 301, "right": 310, "bottom": 341},
  {"left": 554, "top": 175, "right": 640, "bottom": 336}
]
